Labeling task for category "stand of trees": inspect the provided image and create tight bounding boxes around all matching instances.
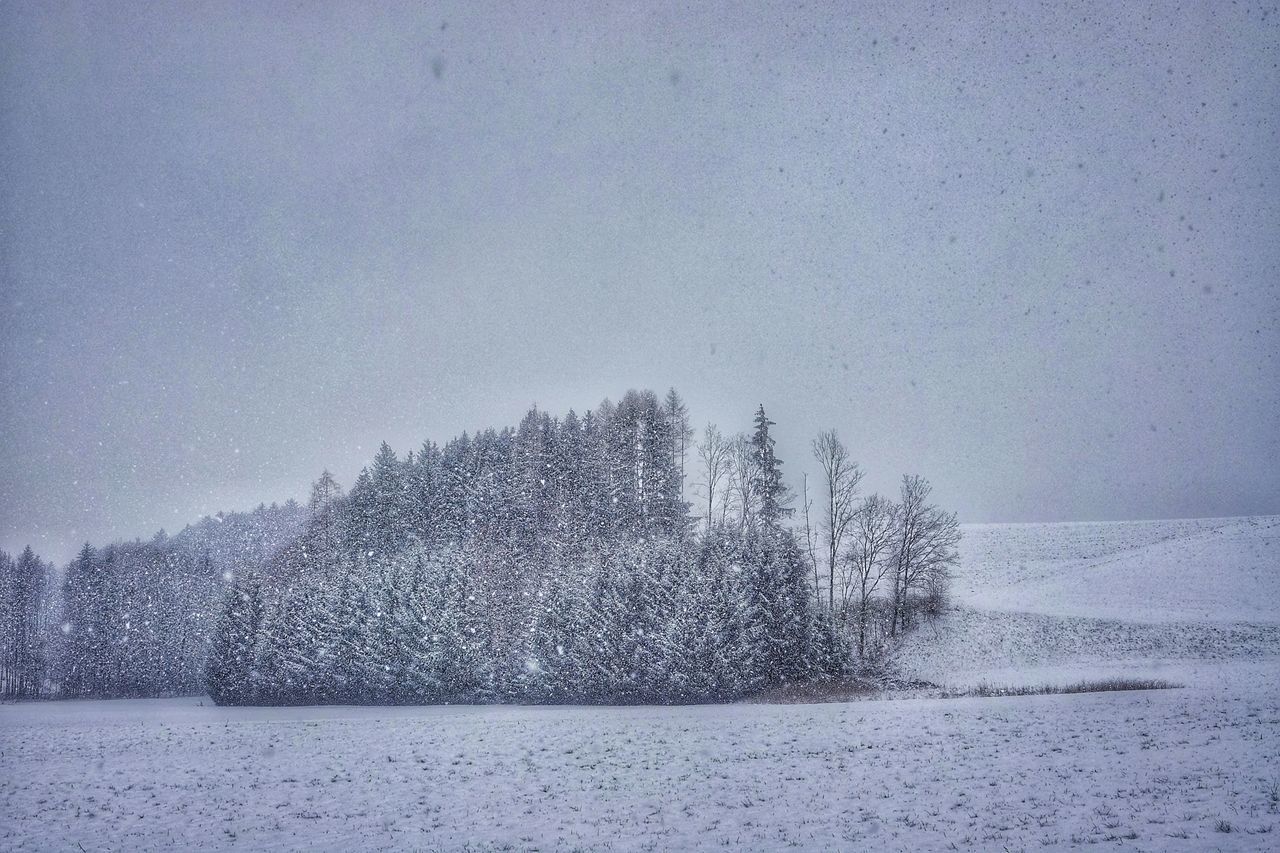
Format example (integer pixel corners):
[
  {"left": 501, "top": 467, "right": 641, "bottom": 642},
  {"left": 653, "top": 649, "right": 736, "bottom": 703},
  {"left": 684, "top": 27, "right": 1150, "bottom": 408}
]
[
  {"left": 208, "top": 391, "right": 847, "bottom": 705},
  {"left": 793, "top": 431, "right": 961, "bottom": 658},
  {"left": 0, "top": 547, "right": 56, "bottom": 698},
  {"left": 207, "top": 526, "right": 844, "bottom": 706},
  {"left": 0, "top": 502, "right": 306, "bottom": 700},
  {"left": 2, "top": 387, "right": 959, "bottom": 703}
]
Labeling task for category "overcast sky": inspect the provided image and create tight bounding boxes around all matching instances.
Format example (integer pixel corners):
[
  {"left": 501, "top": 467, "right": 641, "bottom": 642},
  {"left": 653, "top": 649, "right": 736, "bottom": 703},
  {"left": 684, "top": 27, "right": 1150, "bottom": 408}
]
[{"left": 2, "top": 0, "right": 1277, "bottom": 563}]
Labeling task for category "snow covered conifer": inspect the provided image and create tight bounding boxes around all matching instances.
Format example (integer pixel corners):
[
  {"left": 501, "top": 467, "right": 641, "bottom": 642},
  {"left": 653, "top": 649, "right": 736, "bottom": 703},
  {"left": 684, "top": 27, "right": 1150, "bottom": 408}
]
[
  {"left": 206, "top": 580, "right": 265, "bottom": 705},
  {"left": 750, "top": 405, "right": 793, "bottom": 529}
]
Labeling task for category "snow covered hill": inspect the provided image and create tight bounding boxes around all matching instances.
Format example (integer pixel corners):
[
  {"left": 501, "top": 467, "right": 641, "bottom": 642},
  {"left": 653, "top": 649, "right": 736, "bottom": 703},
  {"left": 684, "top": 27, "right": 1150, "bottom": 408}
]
[
  {"left": 953, "top": 515, "right": 1280, "bottom": 623},
  {"left": 896, "top": 515, "right": 1280, "bottom": 687}
]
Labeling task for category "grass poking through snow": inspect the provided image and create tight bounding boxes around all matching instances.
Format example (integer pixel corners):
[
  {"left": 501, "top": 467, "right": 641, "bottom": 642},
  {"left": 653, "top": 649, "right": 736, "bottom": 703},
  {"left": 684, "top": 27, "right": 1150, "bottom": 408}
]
[{"left": 946, "top": 677, "right": 1182, "bottom": 698}]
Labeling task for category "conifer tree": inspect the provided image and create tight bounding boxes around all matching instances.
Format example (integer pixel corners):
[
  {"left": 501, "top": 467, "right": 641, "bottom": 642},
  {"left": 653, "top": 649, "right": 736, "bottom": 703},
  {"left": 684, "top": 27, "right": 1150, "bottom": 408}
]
[
  {"left": 750, "top": 405, "right": 793, "bottom": 529},
  {"left": 60, "top": 544, "right": 108, "bottom": 697},
  {"left": 205, "top": 580, "right": 265, "bottom": 705}
]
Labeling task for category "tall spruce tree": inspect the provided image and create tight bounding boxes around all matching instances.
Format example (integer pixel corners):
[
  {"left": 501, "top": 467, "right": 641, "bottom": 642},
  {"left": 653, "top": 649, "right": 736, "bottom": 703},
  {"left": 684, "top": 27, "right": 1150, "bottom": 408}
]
[{"left": 750, "top": 405, "right": 793, "bottom": 529}]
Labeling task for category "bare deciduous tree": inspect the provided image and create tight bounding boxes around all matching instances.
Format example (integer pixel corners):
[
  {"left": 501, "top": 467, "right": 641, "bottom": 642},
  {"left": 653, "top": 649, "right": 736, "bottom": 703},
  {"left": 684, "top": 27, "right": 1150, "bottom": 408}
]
[
  {"left": 727, "top": 433, "right": 757, "bottom": 529},
  {"left": 889, "top": 475, "right": 960, "bottom": 636},
  {"left": 695, "top": 424, "right": 730, "bottom": 533},
  {"left": 846, "top": 493, "right": 896, "bottom": 657},
  {"left": 812, "top": 430, "right": 863, "bottom": 615},
  {"left": 800, "top": 473, "right": 822, "bottom": 605}
]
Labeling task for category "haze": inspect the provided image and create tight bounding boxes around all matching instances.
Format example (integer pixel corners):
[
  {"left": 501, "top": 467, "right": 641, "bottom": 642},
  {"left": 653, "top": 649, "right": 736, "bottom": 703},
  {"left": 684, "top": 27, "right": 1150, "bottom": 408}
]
[{"left": 2, "top": 0, "right": 1277, "bottom": 563}]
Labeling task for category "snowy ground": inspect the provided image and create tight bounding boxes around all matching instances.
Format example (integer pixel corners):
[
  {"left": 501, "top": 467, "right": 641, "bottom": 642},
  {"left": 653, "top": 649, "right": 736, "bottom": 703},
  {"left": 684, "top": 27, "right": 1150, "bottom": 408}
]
[
  {"left": 3, "top": 516, "right": 1278, "bottom": 851},
  {"left": 950, "top": 515, "right": 1280, "bottom": 624},
  {"left": 3, "top": 678, "right": 1279, "bottom": 852}
]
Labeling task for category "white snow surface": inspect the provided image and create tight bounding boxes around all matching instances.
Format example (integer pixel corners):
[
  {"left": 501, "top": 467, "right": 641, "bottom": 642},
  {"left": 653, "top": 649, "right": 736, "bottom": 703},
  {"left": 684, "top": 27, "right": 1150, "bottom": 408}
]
[
  {"left": 951, "top": 515, "right": 1280, "bottom": 623},
  {"left": 3, "top": 678, "right": 1279, "bottom": 851},
  {"left": 895, "top": 515, "right": 1280, "bottom": 690},
  {"left": 3, "top": 515, "right": 1279, "bottom": 851}
]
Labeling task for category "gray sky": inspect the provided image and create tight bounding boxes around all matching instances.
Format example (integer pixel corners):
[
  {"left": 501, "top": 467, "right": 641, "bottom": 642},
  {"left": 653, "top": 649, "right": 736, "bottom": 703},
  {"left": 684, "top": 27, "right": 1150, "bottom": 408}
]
[{"left": 2, "top": 0, "right": 1277, "bottom": 563}]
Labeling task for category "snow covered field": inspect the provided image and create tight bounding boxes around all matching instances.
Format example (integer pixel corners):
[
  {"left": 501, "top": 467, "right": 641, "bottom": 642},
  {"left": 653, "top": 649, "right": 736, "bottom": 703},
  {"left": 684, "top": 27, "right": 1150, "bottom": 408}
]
[
  {"left": 3, "top": 678, "right": 1279, "bottom": 852},
  {"left": 896, "top": 515, "right": 1280, "bottom": 689},
  {"left": 2, "top": 516, "right": 1278, "bottom": 851}
]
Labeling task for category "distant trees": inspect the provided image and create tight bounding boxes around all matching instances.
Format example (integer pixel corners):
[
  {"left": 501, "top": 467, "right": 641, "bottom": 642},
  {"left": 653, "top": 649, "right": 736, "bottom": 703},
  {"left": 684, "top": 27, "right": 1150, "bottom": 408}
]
[
  {"left": 199, "top": 396, "right": 957, "bottom": 701},
  {"left": 207, "top": 395, "right": 849, "bottom": 706},
  {"left": 802, "top": 435, "right": 961, "bottom": 659},
  {"left": 218, "top": 526, "right": 846, "bottom": 706},
  {"left": 307, "top": 469, "right": 344, "bottom": 556},
  {"left": 1, "top": 388, "right": 960, "bottom": 703},
  {"left": 0, "top": 502, "right": 306, "bottom": 701},
  {"left": 0, "top": 547, "right": 55, "bottom": 698}
]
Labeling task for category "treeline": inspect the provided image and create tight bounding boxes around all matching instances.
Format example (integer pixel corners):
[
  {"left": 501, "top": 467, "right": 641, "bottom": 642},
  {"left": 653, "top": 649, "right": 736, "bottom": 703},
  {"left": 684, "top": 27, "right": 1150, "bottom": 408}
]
[
  {"left": 208, "top": 528, "right": 844, "bottom": 705},
  {"left": 0, "top": 503, "right": 306, "bottom": 699},
  {"left": 0, "top": 548, "right": 56, "bottom": 698},
  {"left": 2, "top": 388, "right": 960, "bottom": 704},
  {"left": 208, "top": 394, "right": 846, "bottom": 704}
]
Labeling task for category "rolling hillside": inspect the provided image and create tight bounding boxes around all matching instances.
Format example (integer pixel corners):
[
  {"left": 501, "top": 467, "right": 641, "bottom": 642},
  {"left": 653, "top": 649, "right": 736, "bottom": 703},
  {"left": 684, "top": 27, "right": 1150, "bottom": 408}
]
[{"left": 895, "top": 515, "right": 1280, "bottom": 687}]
